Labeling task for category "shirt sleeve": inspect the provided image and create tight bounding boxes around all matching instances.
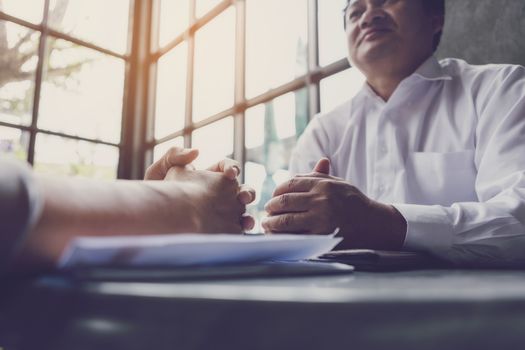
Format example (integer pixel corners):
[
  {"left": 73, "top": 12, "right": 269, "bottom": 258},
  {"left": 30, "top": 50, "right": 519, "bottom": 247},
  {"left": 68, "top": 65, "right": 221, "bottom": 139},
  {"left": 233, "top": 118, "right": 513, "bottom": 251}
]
[
  {"left": 394, "top": 65, "right": 525, "bottom": 267},
  {"left": 289, "top": 115, "right": 331, "bottom": 175},
  {"left": 0, "top": 159, "right": 43, "bottom": 269}
]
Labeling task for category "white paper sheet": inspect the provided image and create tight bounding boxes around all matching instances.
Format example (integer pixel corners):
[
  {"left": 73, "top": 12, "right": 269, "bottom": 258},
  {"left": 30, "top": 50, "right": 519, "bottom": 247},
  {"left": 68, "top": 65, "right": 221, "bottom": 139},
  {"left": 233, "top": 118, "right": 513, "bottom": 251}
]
[{"left": 58, "top": 234, "right": 342, "bottom": 268}]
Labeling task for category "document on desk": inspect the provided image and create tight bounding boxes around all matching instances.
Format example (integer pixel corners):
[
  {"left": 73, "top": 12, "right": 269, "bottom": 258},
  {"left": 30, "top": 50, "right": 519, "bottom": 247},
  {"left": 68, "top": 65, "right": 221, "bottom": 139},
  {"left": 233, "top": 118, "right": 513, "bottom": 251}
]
[{"left": 58, "top": 234, "right": 342, "bottom": 269}]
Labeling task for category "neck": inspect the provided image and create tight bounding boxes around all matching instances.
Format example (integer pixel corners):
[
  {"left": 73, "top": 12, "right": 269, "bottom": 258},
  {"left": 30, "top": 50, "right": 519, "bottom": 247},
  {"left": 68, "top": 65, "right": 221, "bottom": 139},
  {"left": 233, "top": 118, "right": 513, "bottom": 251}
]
[
  {"left": 362, "top": 53, "right": 432, "bottom": 101},
  {"left": 366, "top": 75, "right": 405, "bottom": 101}
]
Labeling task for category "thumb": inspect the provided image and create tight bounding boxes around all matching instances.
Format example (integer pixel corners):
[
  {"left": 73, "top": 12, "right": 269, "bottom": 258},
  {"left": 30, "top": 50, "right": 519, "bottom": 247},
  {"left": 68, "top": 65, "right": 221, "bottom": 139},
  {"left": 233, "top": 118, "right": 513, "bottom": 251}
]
[
  {"left": 144, "top": 148, "right": 199, "bottom": 180},
  {"left": 314, "top": 158, "right": 330, "bottom": 175},
  {"left": 167, "top": 148, "right": 199, "bottom": 167}
]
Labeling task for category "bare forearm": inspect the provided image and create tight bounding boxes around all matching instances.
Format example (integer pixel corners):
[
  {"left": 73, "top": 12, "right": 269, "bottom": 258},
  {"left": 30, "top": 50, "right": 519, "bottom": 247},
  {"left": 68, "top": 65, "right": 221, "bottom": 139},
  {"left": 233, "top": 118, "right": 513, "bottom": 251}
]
[{"left": 16, "top": 176, "right": 197, "bottom": 267}]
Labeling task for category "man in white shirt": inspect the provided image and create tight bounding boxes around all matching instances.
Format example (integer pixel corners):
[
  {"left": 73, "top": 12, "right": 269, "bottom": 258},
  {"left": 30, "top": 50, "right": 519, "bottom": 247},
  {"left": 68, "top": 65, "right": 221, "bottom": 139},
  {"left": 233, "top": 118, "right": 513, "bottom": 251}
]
[{"left": 262, "top": 0, "right": 525, "bottom": 266}]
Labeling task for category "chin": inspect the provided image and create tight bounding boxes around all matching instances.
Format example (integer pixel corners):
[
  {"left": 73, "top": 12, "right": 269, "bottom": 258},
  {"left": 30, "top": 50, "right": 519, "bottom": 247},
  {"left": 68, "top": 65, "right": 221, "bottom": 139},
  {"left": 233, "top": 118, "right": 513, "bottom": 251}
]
[{"left": 358, "top": 41, "right": 398, "bottom": 63}]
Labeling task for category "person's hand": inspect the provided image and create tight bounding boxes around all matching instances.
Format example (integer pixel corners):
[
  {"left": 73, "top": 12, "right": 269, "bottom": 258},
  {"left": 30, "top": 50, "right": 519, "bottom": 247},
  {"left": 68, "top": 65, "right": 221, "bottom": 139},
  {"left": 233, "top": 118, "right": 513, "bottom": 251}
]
[
  {"left": 146, "top": 147, "right": 256, "bottom": 231},
  {"left": 164, "top": 164, "right": 254, "bottom": 233},
  {"left": 145, "top": 147, "right": 244, "bottom": 181},
  {"left": 205, "top": 158, "right": 256, "bottom": 228},
  {"left": 262, "top": 158, "right": 406, "bottom": 250},
  {"left": 144, "top": 147, "right": 199, "bottom": 180}
]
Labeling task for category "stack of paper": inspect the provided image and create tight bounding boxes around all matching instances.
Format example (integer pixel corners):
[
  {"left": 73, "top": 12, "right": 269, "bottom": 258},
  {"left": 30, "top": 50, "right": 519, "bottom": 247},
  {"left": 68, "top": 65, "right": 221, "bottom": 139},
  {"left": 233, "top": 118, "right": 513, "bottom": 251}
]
[{"left": 58, "top": 234, "right": 342, "bottom": 269}]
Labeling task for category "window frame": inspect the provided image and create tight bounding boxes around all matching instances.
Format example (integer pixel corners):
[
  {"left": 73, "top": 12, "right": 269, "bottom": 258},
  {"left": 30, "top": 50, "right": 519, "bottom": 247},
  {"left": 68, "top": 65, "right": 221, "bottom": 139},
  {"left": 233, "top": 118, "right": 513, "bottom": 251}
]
[
  {"left": 146, "top": 0, "right": 352, "bottom": 182},
  {"left": 0, "top": 0, "right": 136, "bottom": 178},
  {"left": 1, "top": 0, "right": 355, "bottom": 181}
]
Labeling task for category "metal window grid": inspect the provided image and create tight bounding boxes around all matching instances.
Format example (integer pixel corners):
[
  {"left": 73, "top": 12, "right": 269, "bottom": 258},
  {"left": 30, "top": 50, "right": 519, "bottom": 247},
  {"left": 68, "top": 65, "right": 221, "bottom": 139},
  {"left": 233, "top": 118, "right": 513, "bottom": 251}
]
[
  {"left": 145, "top": 0, "right": 351, "bottom": 182},
  {"left": 0, "top": 0, "right": 352, "bottom": 180},
  {"left": 0, "top": 0, "right": 136, "bottom": 178}
]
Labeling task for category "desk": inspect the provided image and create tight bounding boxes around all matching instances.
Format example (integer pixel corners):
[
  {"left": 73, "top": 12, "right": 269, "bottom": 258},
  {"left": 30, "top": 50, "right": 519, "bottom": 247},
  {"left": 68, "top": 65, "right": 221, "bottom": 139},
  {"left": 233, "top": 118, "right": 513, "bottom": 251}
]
[{"left": 2, "top": 270, "right": 525, "bottom": 349}]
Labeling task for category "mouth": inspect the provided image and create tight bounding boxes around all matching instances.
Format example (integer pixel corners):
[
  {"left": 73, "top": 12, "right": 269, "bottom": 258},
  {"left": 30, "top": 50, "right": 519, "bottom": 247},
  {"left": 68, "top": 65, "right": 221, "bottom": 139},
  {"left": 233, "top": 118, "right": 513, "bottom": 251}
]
[{"left": 361, "top": 28, "right": 392, "bottom": 43}]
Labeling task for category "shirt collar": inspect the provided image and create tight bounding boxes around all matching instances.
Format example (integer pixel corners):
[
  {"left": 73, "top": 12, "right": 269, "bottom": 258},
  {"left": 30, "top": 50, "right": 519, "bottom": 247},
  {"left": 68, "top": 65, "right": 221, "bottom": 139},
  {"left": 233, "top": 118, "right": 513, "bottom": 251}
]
[
  {"left": 412, "top": 55, "right": 453, "bottom": 81},
  {"left": 357, "top": 55, "right": 453, "bottom": 103}
]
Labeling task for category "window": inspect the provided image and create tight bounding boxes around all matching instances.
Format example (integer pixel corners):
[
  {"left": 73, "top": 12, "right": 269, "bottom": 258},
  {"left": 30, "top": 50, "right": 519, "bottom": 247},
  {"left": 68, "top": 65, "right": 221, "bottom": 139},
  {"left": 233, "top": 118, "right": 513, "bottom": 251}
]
[
  {"left": 320, "top": 68, "right": 365, "bottom": 113},
  {"left": 192, "top": 117, "right": 233, "bottom": 169},
  {"left": 158, "top": 0, "right": 189, "bottom": 48},
  {"left": 34, "top": 133, "right": 119, "bottom": 179},
  {"left": 47, "top": 0, "right": 131, "bottom": 54},
  {"left": 154, "top": 42, "right": 188, "bottom": 139},
  {"left": 0, "top": 0, "right": 45, "bottom": 24},
  {"left": 149, "top": 0, "right": 358, "bottom": 229},
  {"left": 153, "top": 136, "right": 184, "bottom": 162},
  {"left": 245, "top": 0, "right": 308, "bottom": 98},
  {"left": 0, "top": 21, "right": 39, "bottom": 127},
  {"left": 196, "top": 0, "right": 223, "bottom": 18},
  {"left": 244, "top": 89, "right": 308, "bottom": 229},
  {"left": 0, "top": 0, "right": 131, "bottom": 180},
  {"left": 2, "top": 1, "right": 359, "bottom": 223},
  {"left": 192, "top": 7, "right": 235, "bottom": 122},
  {"left": 38, "top": 39, "right": 126, "bottom": 143},
  {"left": 318, "top": 0, "right": 348, "bottom": 66},
  {"left": 0, "top": 125, "right": 29, "bottom": 161}
]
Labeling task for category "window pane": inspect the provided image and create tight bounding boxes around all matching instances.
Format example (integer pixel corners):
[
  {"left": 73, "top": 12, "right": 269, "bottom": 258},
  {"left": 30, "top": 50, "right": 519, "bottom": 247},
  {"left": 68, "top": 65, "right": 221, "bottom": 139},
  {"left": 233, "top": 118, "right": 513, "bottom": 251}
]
[
  {"left": 48, "top": 0, "right": 131, "bottom": 54},
  {"left": 159, "top": 0, "right": 190, "bottom": 48},
  {"left": 0, "top": 126, "right": 29, "bottom": 161},
  {"left": 196, "top": 0, "right": 222, "bottom": 18},
  {"left": 192, "top": 117, "right": 233, "bottom": 169},
  {"left": 155, "top": 43, "right": 187, "bottom": 140},
  {"left": 193, "top": 8, "right": 235, "bottom": 122},
  {"left": 34, "top": 134, "right": 119, "bottom": 179},
  {"left": 0, "top": 21, "right": 39, "bottom": 126},
  {"left": 318, "top": 0, "right": 348, "bottom": 66},
  {"left": 38, "top": 39, "right": 126, "bottom": 143},
  {"left": 153, "top": 136, "right": 184, "bottom": 162},
  {"left": 244, "top": 88, "right": 308, "bottom": 227},
  {"left": 246, "top": 0, "right": 308, "bottom": 98},
  {"left": 244, "top": 161, "right": 265, "bottom": 232},
  {"left": 320, "top": 68, "right": 365, "bottom": 113},
  {"left": 0, "top": 0, "right": 45, "bottom": 24}
]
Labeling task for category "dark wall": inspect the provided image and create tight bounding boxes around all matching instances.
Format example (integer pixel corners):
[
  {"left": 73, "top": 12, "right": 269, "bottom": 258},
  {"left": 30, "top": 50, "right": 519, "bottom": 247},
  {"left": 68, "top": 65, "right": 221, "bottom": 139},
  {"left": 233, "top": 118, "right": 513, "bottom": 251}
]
[{"left": 436, "top": 0, "right": 525, "bottom": 65}]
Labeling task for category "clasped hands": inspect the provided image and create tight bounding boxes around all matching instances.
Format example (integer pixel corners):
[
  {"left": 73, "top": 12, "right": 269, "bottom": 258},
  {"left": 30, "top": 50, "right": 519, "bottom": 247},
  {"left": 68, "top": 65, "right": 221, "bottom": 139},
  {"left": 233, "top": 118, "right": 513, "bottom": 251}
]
[
  {"left": 145, "top": 147, "right": 256, "bottom": 233},
  {"left": 262, "top": 158, "right": 407, "bottom": 250},
  {"left": 149, "top": 149, "right": 406, "bottom": 250}
]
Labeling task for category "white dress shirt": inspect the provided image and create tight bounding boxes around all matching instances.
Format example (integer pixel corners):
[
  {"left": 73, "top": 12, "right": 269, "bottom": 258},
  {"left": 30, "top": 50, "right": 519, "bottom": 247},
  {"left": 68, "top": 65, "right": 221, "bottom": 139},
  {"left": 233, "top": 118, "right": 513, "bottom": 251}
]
[{"left": 290, "top": 56, "right": 525, "bottom": 266}]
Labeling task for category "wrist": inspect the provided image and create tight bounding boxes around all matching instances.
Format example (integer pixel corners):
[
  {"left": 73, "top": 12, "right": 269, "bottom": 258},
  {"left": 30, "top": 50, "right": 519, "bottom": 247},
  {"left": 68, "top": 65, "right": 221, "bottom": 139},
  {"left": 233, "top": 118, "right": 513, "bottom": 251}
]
[
  {"left": 143, "top": 181, "right": 201, "bottom": 233},
  {"left": 389, "top": 204, "right": 408, "bottom": 249},
  {"left": 365, "top": 201, "right": 407, "bottom": 250}
]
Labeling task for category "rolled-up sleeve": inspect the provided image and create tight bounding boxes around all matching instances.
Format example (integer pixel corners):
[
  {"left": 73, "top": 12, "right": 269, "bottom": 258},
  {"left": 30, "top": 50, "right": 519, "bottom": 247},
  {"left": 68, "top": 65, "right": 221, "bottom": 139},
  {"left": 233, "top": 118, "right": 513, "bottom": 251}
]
[{"left": 0, "top": 159, "right": 43, "bottom": 268}]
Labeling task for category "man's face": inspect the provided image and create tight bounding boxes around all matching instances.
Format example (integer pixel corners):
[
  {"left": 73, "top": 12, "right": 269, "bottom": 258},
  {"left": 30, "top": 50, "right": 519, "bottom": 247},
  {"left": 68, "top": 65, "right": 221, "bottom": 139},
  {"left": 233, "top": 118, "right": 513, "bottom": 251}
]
[{"left": 344, "top": 0, "right": 442, "bottom": 72}]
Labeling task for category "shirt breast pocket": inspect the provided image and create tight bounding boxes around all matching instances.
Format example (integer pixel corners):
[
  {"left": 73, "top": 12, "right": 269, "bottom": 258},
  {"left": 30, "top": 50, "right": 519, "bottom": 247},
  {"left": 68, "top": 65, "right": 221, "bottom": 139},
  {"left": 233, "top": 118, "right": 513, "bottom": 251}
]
[{"left": 405, "top": 150, "right": 478, "bottom": 206}]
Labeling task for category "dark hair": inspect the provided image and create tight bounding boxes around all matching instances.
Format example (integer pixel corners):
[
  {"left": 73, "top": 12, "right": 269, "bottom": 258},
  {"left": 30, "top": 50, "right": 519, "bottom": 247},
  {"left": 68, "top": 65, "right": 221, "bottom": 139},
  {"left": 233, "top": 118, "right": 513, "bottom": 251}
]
[
  {"left": 343, "top": 0, "right": 445, "bottom": 52},
  {"left": 422, "top": 0, "right": 445, "bottom": 51}
]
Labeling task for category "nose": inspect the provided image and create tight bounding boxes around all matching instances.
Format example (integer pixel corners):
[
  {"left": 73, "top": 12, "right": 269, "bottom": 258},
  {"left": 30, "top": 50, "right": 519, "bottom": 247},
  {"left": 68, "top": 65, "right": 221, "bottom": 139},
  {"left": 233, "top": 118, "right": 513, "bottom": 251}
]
[{"left": 360, "top": 6, "right": 387, "bottom": 28}]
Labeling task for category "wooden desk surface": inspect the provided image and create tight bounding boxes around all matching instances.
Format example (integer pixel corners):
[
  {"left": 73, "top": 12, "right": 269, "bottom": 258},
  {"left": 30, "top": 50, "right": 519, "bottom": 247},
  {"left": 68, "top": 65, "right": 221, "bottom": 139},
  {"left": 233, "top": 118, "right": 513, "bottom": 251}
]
[{"left": 2, "top": 269, "right": 525, "bottom": 350}]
